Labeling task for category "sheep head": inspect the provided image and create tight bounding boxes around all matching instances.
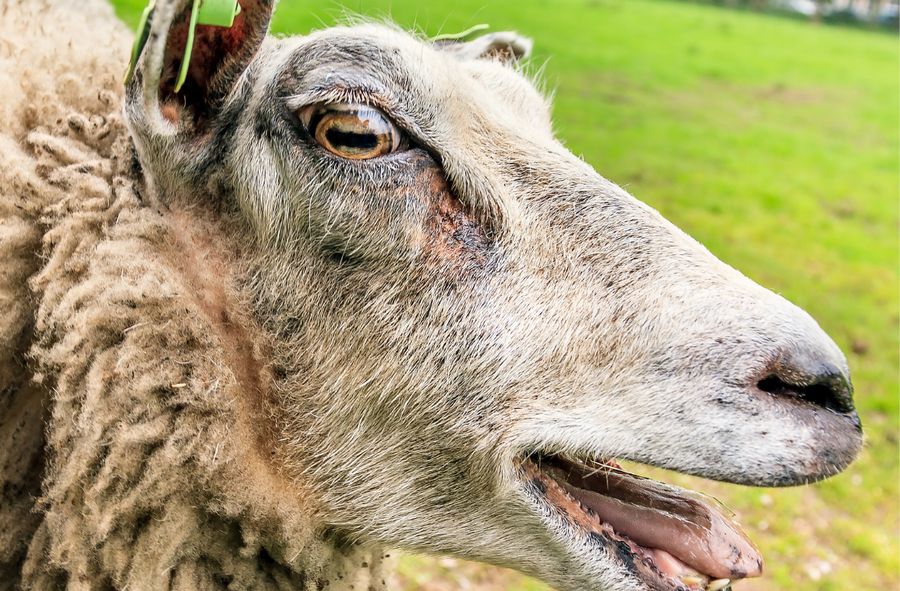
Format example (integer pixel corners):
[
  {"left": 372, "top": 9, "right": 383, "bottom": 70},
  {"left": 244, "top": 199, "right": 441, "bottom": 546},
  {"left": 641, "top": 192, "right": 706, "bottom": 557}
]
[{"left": 123, "top": 3, "right": 862, "bottom": 591}]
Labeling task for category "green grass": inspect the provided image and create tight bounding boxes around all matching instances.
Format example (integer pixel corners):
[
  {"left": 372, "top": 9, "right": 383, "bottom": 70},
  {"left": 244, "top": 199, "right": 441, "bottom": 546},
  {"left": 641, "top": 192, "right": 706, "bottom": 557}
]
[{"left": 111, "top": 1, "right": 899, "bottom": 589}]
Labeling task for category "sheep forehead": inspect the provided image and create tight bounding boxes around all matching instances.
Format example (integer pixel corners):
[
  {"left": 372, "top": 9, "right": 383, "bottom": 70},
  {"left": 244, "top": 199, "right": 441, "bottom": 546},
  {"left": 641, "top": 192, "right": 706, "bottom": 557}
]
[{"left": 273, "top": 23, "right": 552, "bottom": 137}]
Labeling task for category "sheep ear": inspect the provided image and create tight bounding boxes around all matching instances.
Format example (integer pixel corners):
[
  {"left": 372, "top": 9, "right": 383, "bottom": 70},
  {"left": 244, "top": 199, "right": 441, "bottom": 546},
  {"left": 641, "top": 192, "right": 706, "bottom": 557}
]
[
  {"left": 127, "top": 0, "right": 274, "bottom": 131},
  {"left": 438, "top": 32, "right": 533, "bottom": 64}
]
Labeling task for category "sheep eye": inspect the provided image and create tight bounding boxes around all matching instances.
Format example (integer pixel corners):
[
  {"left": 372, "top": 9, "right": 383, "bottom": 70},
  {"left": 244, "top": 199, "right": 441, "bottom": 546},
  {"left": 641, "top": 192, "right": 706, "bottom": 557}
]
[{"left": 301, "top": 103, "right": 403, "bottom": 160}]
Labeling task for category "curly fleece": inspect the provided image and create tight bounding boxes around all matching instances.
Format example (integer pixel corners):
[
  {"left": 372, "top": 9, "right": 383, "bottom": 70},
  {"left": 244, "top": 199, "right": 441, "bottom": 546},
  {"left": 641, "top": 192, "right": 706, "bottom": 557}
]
[{"left": 0, "top": 2, "right": 383, "bottom": 589}]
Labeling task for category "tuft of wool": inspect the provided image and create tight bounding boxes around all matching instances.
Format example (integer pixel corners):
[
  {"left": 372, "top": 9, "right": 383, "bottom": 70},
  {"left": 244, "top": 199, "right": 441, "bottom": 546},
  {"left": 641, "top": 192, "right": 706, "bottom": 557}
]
[
  {"left": 0, "top": 0, "right": 128, "bottom": 582},
  {"left": 1, "top": 2, "right": 383, "bottom": 589}
]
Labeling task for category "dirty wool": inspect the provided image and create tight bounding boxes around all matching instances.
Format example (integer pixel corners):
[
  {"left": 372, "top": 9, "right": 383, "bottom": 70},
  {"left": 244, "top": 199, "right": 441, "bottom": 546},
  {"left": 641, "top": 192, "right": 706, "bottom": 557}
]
[{"left": 0, "top": 2, "right": 381, "bottom": 589}]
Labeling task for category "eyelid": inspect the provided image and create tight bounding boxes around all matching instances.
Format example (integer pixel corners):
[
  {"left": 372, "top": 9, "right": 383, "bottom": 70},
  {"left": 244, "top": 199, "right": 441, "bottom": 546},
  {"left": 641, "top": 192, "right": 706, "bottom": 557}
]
[
  {"left": 297, "top": 102, "right": 398, "bottom": 138},
  {"left": 285, "top": 89, "right": 394, "bottom": 119}
]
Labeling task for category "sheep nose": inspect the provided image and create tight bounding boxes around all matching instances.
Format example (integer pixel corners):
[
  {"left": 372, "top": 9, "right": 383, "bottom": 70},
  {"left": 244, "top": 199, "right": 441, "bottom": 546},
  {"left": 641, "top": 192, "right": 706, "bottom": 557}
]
[{"left": 757, "top": 353, "right": 858, "bottom": 419}]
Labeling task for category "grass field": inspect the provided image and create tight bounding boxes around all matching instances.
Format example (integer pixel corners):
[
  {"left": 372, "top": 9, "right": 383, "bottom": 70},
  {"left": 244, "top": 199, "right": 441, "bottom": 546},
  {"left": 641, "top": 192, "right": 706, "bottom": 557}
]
[{"left": 111, "top": 1, "right": 899, "bottom": 589}]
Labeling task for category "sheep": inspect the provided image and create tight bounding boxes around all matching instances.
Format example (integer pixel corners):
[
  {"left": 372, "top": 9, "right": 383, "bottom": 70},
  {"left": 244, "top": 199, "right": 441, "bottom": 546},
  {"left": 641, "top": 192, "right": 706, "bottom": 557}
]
[{"left": 0, "top": 1, "right": 861, "bottom": 590}]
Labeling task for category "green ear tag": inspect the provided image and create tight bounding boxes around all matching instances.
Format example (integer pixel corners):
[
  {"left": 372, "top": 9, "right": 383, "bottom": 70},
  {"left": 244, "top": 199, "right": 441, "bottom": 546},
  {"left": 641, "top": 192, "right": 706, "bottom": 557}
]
[
  {"left": 124, "top": 0, "right": 157, "bottom": 85},
  {"left": 197, "top": 0, "right": 242, "bottom": 27},
  {"left": 124, "top": 0, "right": 241, "bottom": 89},
  {"left": 174, "top": 0, "right": 242, "bottom": 92}
]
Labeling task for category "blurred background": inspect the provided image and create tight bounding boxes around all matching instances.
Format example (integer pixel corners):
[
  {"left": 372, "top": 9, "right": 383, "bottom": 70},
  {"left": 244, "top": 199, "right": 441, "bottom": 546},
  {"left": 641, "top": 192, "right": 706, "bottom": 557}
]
[{"left": 111, "top": 1, "right": 899, "bottom": 589}]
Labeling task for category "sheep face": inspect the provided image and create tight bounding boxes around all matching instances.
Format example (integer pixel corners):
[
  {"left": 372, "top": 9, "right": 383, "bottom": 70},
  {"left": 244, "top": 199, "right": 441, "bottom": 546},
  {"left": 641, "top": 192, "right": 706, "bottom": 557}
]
[{"left": 124, "top": 3, "right": 862, "bottom": 591}]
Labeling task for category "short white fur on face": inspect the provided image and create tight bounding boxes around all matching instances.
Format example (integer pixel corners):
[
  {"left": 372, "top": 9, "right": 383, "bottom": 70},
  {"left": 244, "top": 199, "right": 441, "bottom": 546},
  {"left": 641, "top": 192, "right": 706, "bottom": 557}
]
[{"left": 2, "top": 1, "right": 859, "bottom": 589}]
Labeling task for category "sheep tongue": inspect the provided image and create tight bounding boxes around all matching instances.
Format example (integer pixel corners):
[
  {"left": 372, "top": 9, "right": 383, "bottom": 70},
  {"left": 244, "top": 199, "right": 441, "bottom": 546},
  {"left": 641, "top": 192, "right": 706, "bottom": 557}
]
[{"left": 557, "top": 468, "right": 763, "bottom": 580}]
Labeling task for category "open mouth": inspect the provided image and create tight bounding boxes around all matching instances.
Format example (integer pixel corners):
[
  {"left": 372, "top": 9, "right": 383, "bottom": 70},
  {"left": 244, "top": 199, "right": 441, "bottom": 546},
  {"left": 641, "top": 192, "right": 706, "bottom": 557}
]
[{"left": 519, "top": 454, "right": 763, "bottom": 591}]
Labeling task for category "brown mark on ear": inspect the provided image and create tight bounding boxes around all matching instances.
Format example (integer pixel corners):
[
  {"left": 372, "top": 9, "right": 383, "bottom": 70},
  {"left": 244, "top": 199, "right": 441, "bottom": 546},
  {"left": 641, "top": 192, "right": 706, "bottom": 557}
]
[
  {"left": 159, "top": 0, "right": 274, "bottom": 125},
  {"left": 437, "top": 32, "right": 533, "bottom": 65}
]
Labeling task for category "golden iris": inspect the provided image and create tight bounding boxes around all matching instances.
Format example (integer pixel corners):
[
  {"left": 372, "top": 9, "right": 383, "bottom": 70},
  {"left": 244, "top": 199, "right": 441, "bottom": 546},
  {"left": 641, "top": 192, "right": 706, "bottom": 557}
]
[{"left": 302, "top": 103, "right": 402, "bottom": 160}]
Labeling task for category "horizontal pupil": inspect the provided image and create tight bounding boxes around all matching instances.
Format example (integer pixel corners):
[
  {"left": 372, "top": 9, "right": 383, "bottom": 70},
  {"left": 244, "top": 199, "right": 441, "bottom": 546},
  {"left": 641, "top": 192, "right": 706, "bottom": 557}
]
[{"left": 326, "top": 128, "right": 381, "bottom": 152}]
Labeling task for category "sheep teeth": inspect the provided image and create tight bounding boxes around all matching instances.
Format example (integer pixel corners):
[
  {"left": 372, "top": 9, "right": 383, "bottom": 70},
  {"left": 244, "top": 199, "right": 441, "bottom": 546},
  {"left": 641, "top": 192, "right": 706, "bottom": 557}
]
[
  {"left": 679, "top": 575, "right": 704, "bottom": 588},
  {"left": 706, "top": 579, "right": 732, "bottom": 591}
]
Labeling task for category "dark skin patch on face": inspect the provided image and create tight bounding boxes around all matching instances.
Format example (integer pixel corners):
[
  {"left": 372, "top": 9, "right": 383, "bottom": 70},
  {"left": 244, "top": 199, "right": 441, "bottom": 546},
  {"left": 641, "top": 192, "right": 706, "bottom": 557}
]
[{"left": 411, "top": 164, "right": 490, "bottom": 270}]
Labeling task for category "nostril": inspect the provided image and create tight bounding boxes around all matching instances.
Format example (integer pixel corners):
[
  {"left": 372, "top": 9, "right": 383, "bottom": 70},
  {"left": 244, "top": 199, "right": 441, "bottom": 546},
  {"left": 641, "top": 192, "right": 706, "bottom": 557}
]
[{"left": 757, "top": 372, "right": 855, "bottom": 414}]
